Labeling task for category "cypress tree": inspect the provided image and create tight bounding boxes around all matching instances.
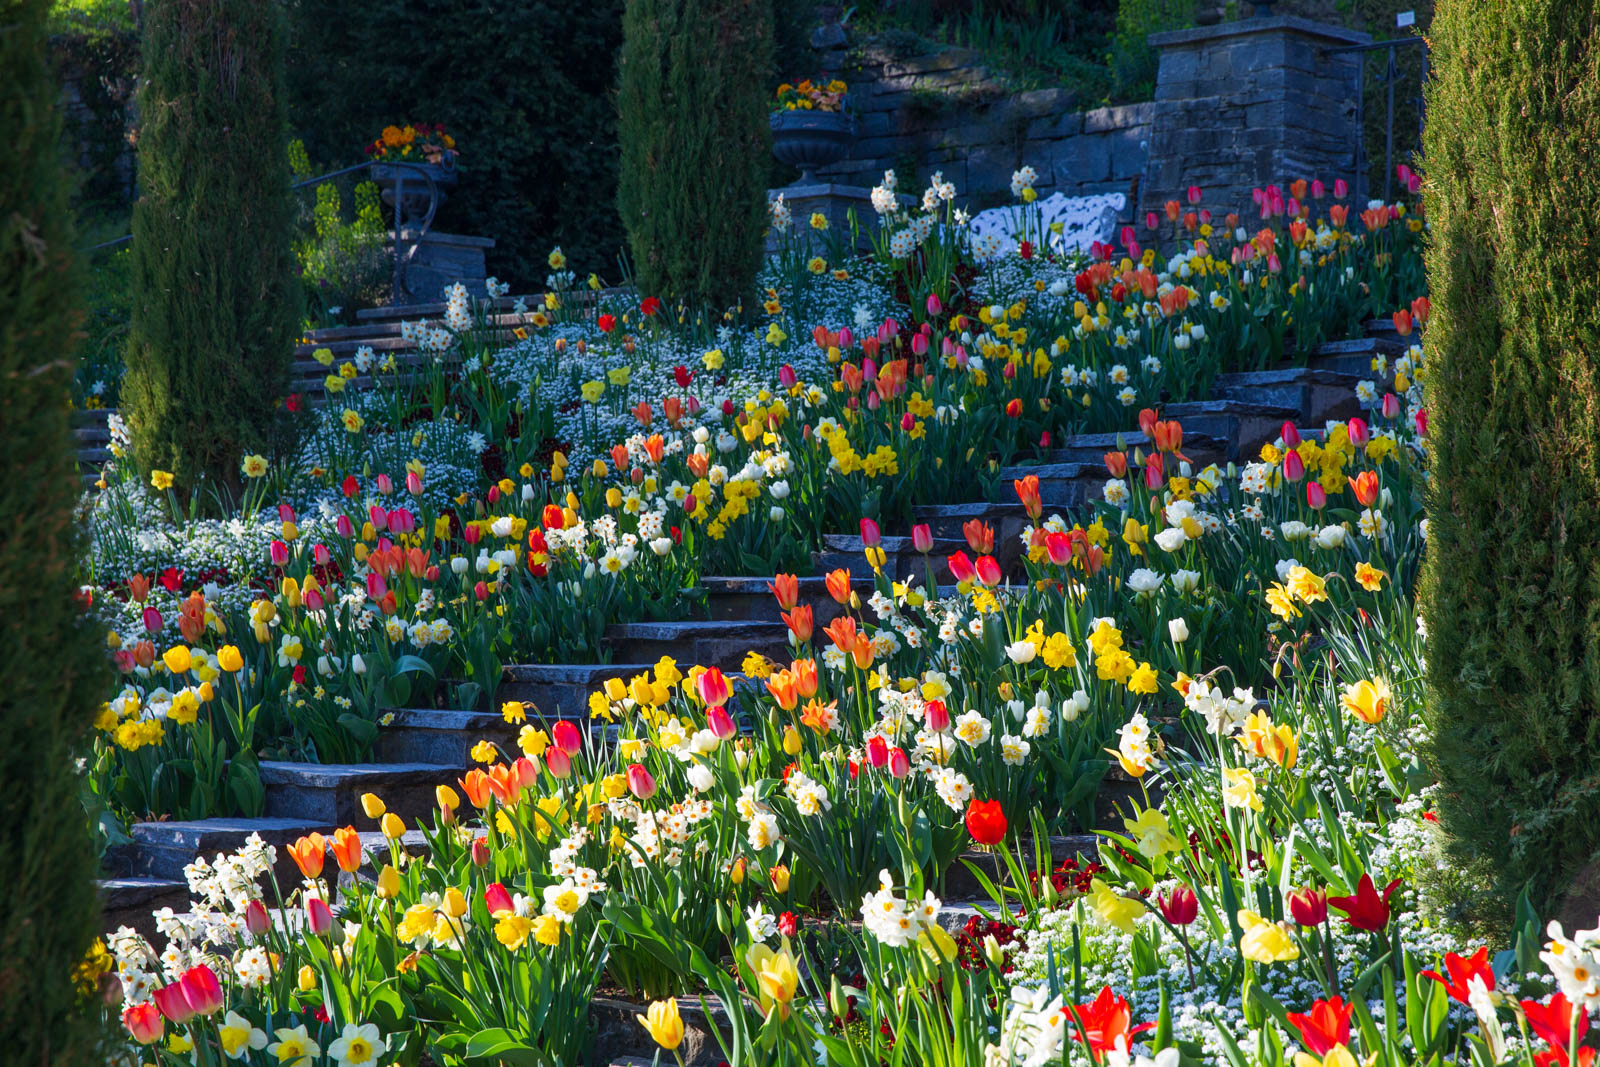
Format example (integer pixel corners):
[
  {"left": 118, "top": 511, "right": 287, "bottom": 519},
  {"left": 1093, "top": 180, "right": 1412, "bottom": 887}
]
[
  {"left": 1, "top": 0, "right": 110, "bottom": 1059},
  {"left": 616, "top": 0, "right": 773, "bottom": 308},
  {"left": 124, "top": 0, "right": 300, "bottom": 496},
  {"left": 1420, "top": 0, "right": 1600, "bottom": 914}
]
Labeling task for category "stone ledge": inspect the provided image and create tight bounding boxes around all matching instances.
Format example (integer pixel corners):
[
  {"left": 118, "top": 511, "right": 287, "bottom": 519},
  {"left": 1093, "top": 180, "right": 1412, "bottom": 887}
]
[{"left": 1148, "top": 14, "right": 1370, "bottom": 50}]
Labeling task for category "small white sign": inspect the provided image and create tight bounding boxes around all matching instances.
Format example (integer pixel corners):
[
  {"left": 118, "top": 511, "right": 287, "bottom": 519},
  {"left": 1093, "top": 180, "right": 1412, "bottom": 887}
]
[{"left": 1396, "top": 10, "right": 1415, "bottom": 26}]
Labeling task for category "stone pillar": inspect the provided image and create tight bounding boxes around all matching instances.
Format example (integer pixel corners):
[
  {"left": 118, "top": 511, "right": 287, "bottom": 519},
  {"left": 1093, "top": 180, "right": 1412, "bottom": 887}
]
[{"left": 1143, "top": 16, "right": 1369, "bottom": 223}]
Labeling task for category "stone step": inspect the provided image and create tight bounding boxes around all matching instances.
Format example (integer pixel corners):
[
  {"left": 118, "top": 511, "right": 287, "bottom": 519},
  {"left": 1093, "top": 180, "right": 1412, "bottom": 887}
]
[
  {"left": 100, "top": 877, "right": 190, "bottom": 938},
  {"left": 990, "top": 460, "right": 1102, "bottom": 510},
  {"left": 604, "top": 619, "right": 790, "bottom": 673},
  {"left": 497, "top": 662, "right": 663, "bottom": 719},
  {"left": 1212, "top": 366, "right": 1365, "bottom": 428},
  {"left": 112, "top": 816, "right": 334, "bottom": 881},
  {"left": 1156, "top": 398, "right": 1302, "bottom": 462},
  {"left": 591, "top": 995, "right": 729, "bottom": 1067},
  {"left": 355, "top": 287, "right": 626, "bottom": 323},
  {"left": 813, "top": 531, "right": 983, "bottom": 583},
  {"left": 1310, "top": 336, "right": 1405, "bottom": 378},
  {"left": 294, "top": 334, "right": 416, "bottom": 359},
  {"left": 1049, "top": 429, "right": 1230, "bottom": 469},
  {"left": 910, "top": 499, "right": 1030, "bottom": 541},
  {"left": 372, "top": 707, "right": 525, "bottom": 766},
  {"left": 74, "top": 423, "right": 110, "bottom": 445},
  {"left": 71, "top": 408, "right": 110, "bottom": 427},
  {"left": 259, "top": 760, "right": 462, "bottom": 825},
  {"left": 700, "top": 574, "right": 864, "bottom": 625}
]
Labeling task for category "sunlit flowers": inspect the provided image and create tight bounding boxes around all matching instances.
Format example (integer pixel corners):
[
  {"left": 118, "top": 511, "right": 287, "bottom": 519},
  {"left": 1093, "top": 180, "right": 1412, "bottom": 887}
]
[
  {"left": 1340, "top": 678, "right": 1392, "bottom": 724},
  {"left": 1238, "top": 909, "right": 1300, "bottom": 962}
]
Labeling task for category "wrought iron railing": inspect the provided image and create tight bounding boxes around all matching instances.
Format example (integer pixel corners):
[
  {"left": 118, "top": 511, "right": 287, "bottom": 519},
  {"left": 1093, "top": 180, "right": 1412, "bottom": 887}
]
[
  {"left": 1325, "top": 36, "right": 1429, "bottom": 203},
  {"left": 86, "top": 159, "right": 441, "bottom": 305}
]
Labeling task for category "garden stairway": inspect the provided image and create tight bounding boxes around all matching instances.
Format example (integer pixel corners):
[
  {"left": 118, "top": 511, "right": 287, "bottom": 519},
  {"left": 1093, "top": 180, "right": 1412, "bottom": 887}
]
[{"left": 97, "top": 322, "right": 1407, "bottom": 936}]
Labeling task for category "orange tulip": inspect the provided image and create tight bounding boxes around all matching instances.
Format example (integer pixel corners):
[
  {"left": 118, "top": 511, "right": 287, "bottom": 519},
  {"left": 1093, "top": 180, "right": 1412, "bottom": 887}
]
[
  {"left": 824, "top": 568, "right": 852, "bottom": 605},
  {"left": 1351, "top": 470, "right": 1380, "bottom": 508},
  {"left": 791, "top": 658, "right": 818, "bottom": 699},
  {"left": 644, "top": 434, "right": 665, "bottom": 464},
  {"left": 459, "top": 767, "right": 494, "bottom": 808},
  {"left": 486, "top": 763, "right": 520, "bottom": 806},
  {"left": 128, "top": 573, "right": 151, "bottom": 603},
  {"left": 331, "top": 826, "right": 363, "bottom": 873},
  {"left": 769, "top": 573, "right": 800, "bottom": 610},
  {"left": 632, "top": 401, "right": 653, "bottom": 426},
  {"left": 287, "top": 833, "right": 326, "bottom": 879},
  {"left": 1014, "top": 476, "right": 1042, "bottom": 520},
  {"left": 766, "top": 669, "right": 799, "bottom": 711},
  {"left": 1105, "top": 451, "right": 1128, "bottom": 478},
  {"left": 686, "top": 452, "right": 709, "bottom": 478},
  {"left": 823, "top": 615, "right": 860, "bottom": 653},
  {"left": 963, "top": 519, "right": 995, "bottom": 555},
  {"left": 782, "top": 604, "right": 814, "bottom": 644}
]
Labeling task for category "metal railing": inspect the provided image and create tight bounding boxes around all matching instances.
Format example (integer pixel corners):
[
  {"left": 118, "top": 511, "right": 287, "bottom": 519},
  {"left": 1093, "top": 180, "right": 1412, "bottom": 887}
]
[
  {"left": 1326, "top": 36, "right": 1428, "bottom": 203},
  {"left": 86, "top": 159, "right": 442, "bottom": 305}
]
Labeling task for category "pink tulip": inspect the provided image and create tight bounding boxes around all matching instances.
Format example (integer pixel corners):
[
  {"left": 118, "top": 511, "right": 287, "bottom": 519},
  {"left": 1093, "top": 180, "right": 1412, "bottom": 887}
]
[
  {"left": 838, "top": 327, "right": 853, "bottom": 349},
  {"left": 946, "top": 551, "right": 976, "bottom": 584},
  {"left": 306, "top": 896, "right": 333, "bottom": 936},
  {"left": 152, "top": 981, "right": 195, "bottom": 1024},
  {"left": 142, "top": 606, "right": 162, "bottom": 634},
  {"left": 911, "top": 331, "right": 928, "bottom": 356},
  {"left": 1311, "top": 179, "right": 1325, "bottom": 199},
  {"left": 552, "top": 719, "right": 583, "bottom": 757},
  {"left": 1333, "top": 178, "right": 1349, "bottom": 199},
  {"left": 866, "top": 735, "right": 889, "bottom": 768},
  {"left": 1347, "top": 416, "right": 1371, "bottom": 446},
  {"left": 406, "top": 470, "right": 423, "bottom": 495},
  {"left": 178, "top": 964, "right": 224, "bottom": 1017},
  {"left": 1281, "top": 421, "right": 1301, "bottom": 448},
  {"left": 335, "top": 514, "right": 354, "bottom": 538},
  {"left": 1045, "top": 531, "right": 1073, "bottom": 566},
  {"left": 859, "top": 517, "right": 881, "bottom": 548},
  {"left": 1186, "top": 184, "right": 1202, "bottom": 205},
  {"left": 1146, "top": 211, "right": 1160, "bottom": 231},
  {"left": 368, "top": 505, "right": 388, "bottom": 532},
  {"left": 389, "top": 508, "right": 416, "bottom": 535},
  {"left": 375, "top": 473, "right": 394, "bottom": 495},
  {"left": 313, "top": 544, "right": 330, "bottom": 566},
  {"left": 269, "top": 540, "right": 289, "bottom": 567},
  {"left": 1414, "top": 408, "right": 1428, "bottom": 437},
  {"left": 366, "top": 573, "right": 387, "bottom": 601},
  {"left": 484, "top": 882, "right": 515, "bottom": 916},
  {"left": 471, "top": 836, "right": 490, "bottom": 867},
  {"left": 778, "top": 364, "right": 797, "bottom": 388},
  {"left": 926, "top": 293, "right": 943, "bottom": 317},
  {"left": 1145, "top": 453, "right": 1165, "bottom": 490},
  {"left": 627, "top": 763, "right": 657, "bottom": 800},
  {"left": 911, "top": 523, "right": 933, "bottom": 554},
  {"left": 708, "top": 706, "right": 737, "bottom": 740},
  {"left": 123, "top": 1003, "right": 164, "bottom": 1044},
  {"left": 888, "top": 747, "right": 910, "bottom": 778},
  {"left": 1382, "top": 392, "right": 1401, "bottom": 420},
  {"left": 1120, "top": 225, "right": 1136, "bottom": 248},
  {"left": 1126, "top": 239, "right": 1141, "bottom": 261},
  {"left": 245, "top": 899, "right": 269, "bottom": 936},
  {"left": 1306, "top": 482, "right": 1327, "bottom": 510},
  {"left": 545, "top": 747, "right": 572, "bottom": 779},
  {"left": 1282, "top": 450, "right": 1306, "bottom": 482},
  {"left": 512, "top": 756, "right": 540, "bottom": 793}
]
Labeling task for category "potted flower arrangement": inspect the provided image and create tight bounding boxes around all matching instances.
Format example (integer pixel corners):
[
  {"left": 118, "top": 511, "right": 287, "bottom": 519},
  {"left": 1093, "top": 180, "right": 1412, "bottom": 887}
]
[
  {"left": 365, "top": 122, "right": 461, "bottom": 223},
  {"left": 770, "top": 77, "right": 855, "bottom": 185}
]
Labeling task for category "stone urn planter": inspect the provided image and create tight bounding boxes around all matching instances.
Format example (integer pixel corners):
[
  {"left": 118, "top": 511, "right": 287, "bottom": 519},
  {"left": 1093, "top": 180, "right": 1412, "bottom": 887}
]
[
  {"left": 770, "top": 109, "right": 856, "bottom": 186},
  {"left": 371, "top": 160, "right": 458, "bottom": 224}
]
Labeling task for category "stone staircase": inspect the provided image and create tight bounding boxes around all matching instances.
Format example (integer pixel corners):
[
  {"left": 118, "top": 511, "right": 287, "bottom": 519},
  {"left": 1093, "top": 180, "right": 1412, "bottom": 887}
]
[{"left": 97, "top": 323, "right": 1406, "bottom": 934}]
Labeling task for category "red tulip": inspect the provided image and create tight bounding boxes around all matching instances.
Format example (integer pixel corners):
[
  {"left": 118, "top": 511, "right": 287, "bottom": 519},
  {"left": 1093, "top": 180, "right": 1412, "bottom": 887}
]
[
  {"left": 484, "top": 882, "right": 515, "bottom": 916},
  {"left": 1287, "top": 886, "right": 1328, "bottom": 926},
  {"left": 597, "top": 313, "right": 616, "bottom": 333},
  {"left": 1186, "top": 184, "right": 1203, "bottom": 204},
  {"left": 925, "top": 699, "right": 950, "bottom": 733},
  {"left": 696, "top": 666, "right": 733, "bottom": 708},
  {"left": 946, "top": 551, "right": 977, "bottom": 584},
  {"left": 965, "top": 798, "right": 1007, "bottom": 845},
  {"left": 123, "top": 1002, "right": 164, "bottom": 1044},
  {"left": 178, "top": 964, "right": 224, "bottom": 1016},
  {"left": 1157, "top": 885, "right": 1198, "bottom": 926},
  {"left": 1328, "top": 873, "right": 1401, "bottom": 931},
  {"left": 1282, "top": 449, "right": 1305, "bottom": 482},
  {"left": 552, "top": 719, "right": 583, "bottom": 756},
  {"left": 859, "top": 517, "right": 881, "bottom": 548},
  {"left": 866, "top": 735, "right": 889, "bottom": 768},
  {"left": 542, "top": 504, "right": 565, "bottom": 530},
  {"left": 1413, "top": 408, "right": 1428, "bottom": 437},
  {"left": 1281, "top": 421, "right": 1302, "bottom": 448},
  {"left": 627, "top": 763, "right": 657, "bottom": 800},
  {"left": 1287, "top": 997, "right": 1353, "bottom": 1056},
  {"left": 888, "top": 747, "right": 910, "bottom": 778},
  {"left": 1305, "top": 482, "right": 1327, "bottom": 510},
  {"left": 708, "top": 705, "right": 737, "bottom": 740},
  {"left": 306, "top": 895, "right": 334, "bottom": 936},
  {"left": 974, "top": 555, "right": 1002, "bottom": 587},
  {"left": 1045, "top": 531, "right": 1074, "bottom": 566},
  {"left": 911, "top": 523, "right": 934, "bottom": 554},
  {"left": 545, "top": 747, "right": 572, "bottom": 779},
  {"left": 1421, "top": 945, "right": 1494, "bottom": 1005},
  {"left": 1522, "top": 992, "right": 1590, "bottom": 1057}
]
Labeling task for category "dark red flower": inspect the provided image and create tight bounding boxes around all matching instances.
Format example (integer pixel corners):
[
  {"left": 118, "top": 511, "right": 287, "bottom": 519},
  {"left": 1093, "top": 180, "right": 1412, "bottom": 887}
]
[
  {"left": 1156, "top": 885, "right": 1197, "bottom": 926},
  {"left": 1328, "top": 873, "right": 1401, "bottom": 931},
  {"left": 597, "top": 314, "right": 616, "bottom": 333},
  {"left": 640, "top": 296, "right": 662, "bottom": 317},
  {"left": 673, "top": 365, "right": 693, "bottom": 388},
  {"left": 1287, "top": 886, "right": 1328, "bottom": 927}
]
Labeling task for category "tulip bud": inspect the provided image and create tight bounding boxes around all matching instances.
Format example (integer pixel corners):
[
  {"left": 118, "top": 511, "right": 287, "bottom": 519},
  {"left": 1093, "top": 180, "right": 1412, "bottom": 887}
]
[
  {"left": 783, "top": 725, "right": 803, "bottom": 755},
  {"left": 1306, "top": 482, "right": 1327, "bottom": 510},
  {"left": 888, "top": 747, "right": 910, "bottom": 778},
  {"left": 770, "top": 864, "right": 791, "bottom": 893},
  {"left": 552, "top": 719, "right": 583, "bottom": 756},
  {"left": 244, "top": 899, "right": 269, "bottom": 935},
  {"left": 925, "top": 699, "right": 951, "bottom": 733},
  {"left": 627, "top": 762, "right": 657, "bottom": 800},
  {"left": 866, "top": 735, "right": 889, "bottom": 768},
  {"left": 911, "top": 523, "right": 933, "bottom": 554},
  {"left": 380, "top": 812, "right": 405, "bottom": 838},
  {"left": 471, "top": 837, "right": 490, "bottom": 867},
  {"left": 306, "top": 896, "right": 334, "bottom": 936},
  {"left": 298, "top": 965, "right": 317, "bottom": 992},
  {"left": 546, "top": 747, "right": 572, "bottom": 779},
  {"left": 1282, "top": 449, "right": 1305, "bottom": 482},
  {"left": 376, "top": 865, "right": 400, "bottom": 899},
  {"left": 708, "top": 706, "right": 737, "bottom": 740}
]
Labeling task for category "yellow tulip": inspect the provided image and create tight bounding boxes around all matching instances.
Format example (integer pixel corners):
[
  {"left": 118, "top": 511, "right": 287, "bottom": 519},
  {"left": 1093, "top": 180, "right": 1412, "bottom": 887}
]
[
  {"left": 747, "top": 942, "right": 800, "bottom": 1018},
  {"left": 1238, "top": 910, "right": 1300, "bottom": 963},
  {"left": 162, "top": 646, "right": 192, "bottom": 674},
  {"left": 298, "top": 965, "right": 316, "bottom": 992},
  {"left": 637, "top": 999, "right": 684, "bottom": 1051},
  {"left": 381, "top": 813, "right": 405, "bottom": 838},
  {"left": 375, "top": 865, "right": 400, "bottom": 899},
  {"left": 361, "top": 792, "right": 386, "bottom": 819},
  {"left": 1341, "top": 678, "right": 1391, "bottom": 724}
]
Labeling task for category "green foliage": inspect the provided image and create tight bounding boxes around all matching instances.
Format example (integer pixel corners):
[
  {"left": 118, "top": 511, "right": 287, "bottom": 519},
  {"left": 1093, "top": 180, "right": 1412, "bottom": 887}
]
[
  {"left": 1109, "top": 0, "right": 1191, "bottom": 101},
  {"left": 124, "top": 0, "right": 300, "bottom": 496},
  {"left": 45, "top": 8, "right": 137, "bottom": 216},
  {"left": 616, "top": 0, "right": 774, "bottom": 308},
  {"left": 1, "top": 0, "right": 111, "bottom": 1059},
  {"left": 1419, "top": 0, "right": 1600, "bottom": 916},
  {"left": 281, "top": 0, "right": 625, "bottom": 287},
  {"left": 288, "top": 140, "right": 391, "bottom": 322}
]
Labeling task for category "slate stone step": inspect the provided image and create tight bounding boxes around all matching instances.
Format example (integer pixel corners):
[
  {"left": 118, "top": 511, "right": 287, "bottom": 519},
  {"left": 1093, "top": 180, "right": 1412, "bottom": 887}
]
[
  {"left": 700, "top": 574, "right": 865, "bottom": 625},
  {"left": 113, "top": 816, "right": 333, "bottom": 881},
  {"left": 355, "top": 288, "right": 623, "bottom": 324},
  {"left": 990, "top": 460, "right": 1102, "bottom": 510},
  {"left": 1310, "top": 336, "right": 1406, "bottom": 378},
  {"left": 813, "top": 531, "right": 982, "bottom": 584},
  {"left": 1156, "top": 398, "right": 1302, "bottom": 462},
  {"left": 100, "top": 877, "right": 190, "bottom": 937},
  {"left": 910, "top": 499, "right": 1030, "bottom": 542},
  {"left": 497, "top": 663, "right": 660, "bottom": 720},
  {"left": 293, "top": 334, "right": 416, "bottom": 360},
  {"left": 373, "top": 707, "right": 525, "bottom": 766},
  {"left": 259, "top": 760, "right": 461, "bottom": 826},
  {"left": 605, "top": 619, "right": 791, "bottom": 672},
  {"left": 1212, "top": 365, "right": 1365, "bottom": 427},
  {"left": 591, "top": 995, "right": 730, "bottom": 1067},
  {"left": 1045, "top": 429, "right": 1229, "bottom": 469}
]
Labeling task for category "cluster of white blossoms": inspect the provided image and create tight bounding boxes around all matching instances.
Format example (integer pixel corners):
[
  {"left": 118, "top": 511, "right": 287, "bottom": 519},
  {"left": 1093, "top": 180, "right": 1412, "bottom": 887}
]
[
  {"left": 860, "top": 869, "right": 942, "bottom": 948},
  {"left": 1184, "top": 678, "right": 1257, "bottom": 736}
]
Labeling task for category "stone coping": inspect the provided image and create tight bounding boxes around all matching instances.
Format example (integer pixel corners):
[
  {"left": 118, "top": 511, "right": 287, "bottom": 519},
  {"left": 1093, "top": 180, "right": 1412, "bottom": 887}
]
[{"left": 1147, "top": 14, "right": 1371, "bottom": 50}]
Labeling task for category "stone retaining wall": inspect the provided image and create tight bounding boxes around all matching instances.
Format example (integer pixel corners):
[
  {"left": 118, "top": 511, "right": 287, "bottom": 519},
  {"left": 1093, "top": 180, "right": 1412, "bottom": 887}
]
[{"left": 809, "top": 42, "right": 1151, "bottom": 213}]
